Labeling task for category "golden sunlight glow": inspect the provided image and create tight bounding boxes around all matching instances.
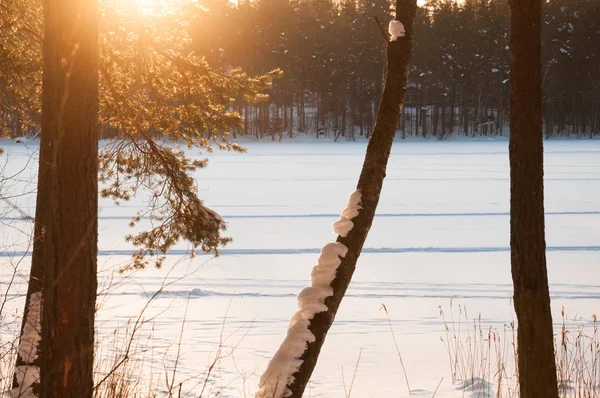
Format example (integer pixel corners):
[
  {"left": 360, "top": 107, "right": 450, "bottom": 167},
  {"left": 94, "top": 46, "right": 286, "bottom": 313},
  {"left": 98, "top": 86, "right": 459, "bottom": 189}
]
[
  {"left": 134, "top": 0, "right": 155, "bottom": 8},
  {"left": 132, "top": 0, "right": 170, "bottom": 15}
]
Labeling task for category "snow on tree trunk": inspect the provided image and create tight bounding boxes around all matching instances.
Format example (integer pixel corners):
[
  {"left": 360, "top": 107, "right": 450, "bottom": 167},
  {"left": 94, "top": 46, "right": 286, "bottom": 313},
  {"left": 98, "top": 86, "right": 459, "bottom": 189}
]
[
  {"left": 11, "top": 292, "right": 42, "bottom": 398},
  {"left": 12, "top": 101, "right": 51, "bottom": 397},
  {"left": 256, "top": 192, "right": 362, "bottom": 398}
]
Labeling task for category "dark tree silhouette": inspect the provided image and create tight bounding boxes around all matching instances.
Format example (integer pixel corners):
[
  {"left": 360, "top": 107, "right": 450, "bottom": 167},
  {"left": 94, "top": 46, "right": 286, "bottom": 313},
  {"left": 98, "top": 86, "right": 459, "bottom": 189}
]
[
  {"left": 39, "top": 0, "right": 99, "bottom": 395},
  {"left": 508, "top": 0, "right": 559, "bottom": 397}
]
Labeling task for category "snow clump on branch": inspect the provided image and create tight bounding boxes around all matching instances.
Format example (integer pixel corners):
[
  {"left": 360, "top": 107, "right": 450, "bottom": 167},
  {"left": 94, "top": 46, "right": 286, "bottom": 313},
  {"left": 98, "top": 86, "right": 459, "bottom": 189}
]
[
  {"left": 333, "top": 190, "right": 362, "bottom": 237},
  {"left": 389, "top": 20, "right": 405, "bottom": 41}
]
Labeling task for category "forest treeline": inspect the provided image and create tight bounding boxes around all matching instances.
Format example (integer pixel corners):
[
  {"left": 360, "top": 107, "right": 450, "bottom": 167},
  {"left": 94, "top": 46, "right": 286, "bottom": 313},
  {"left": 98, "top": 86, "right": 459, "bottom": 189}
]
[
  {"left": 192, "top": 0, "right": 599, "bottom": 140},
  {"left": 1, "top": 0, "right": 599, "bottom": 140}
]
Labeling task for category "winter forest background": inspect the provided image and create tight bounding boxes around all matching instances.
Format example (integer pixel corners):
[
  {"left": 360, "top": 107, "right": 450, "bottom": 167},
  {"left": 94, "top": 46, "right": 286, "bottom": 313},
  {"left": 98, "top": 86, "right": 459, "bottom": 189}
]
[
  {"left": 191, "top": 0, "right": 600, "bottom": 140},
  {"left": 2, "top": 0, "right": 600, "bottom": 141}
]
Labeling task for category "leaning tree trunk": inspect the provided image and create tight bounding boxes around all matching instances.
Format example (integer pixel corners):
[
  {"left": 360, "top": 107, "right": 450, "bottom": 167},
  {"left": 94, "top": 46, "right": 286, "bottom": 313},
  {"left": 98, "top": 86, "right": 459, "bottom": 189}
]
[
  {"left": 508, "top": 0, "right": 559, "bottom": 397},
  {"left": 258, "top": 1, "right": 418, "bottom": 397},
  {"left": 39, "top": 0, "right": 99, "bottom": 395}
]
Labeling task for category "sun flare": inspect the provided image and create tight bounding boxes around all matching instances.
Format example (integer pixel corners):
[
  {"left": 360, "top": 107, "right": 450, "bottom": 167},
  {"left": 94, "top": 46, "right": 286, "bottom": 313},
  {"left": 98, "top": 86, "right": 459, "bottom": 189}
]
[{"left": 132, "top": 0, "right": 168, "bottom": 14}]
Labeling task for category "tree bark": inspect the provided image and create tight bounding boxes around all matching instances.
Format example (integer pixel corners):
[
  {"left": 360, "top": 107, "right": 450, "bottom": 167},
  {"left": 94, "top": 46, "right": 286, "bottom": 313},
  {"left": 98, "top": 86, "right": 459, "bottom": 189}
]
[
  {"left": 285, "top": 1, "right": 418, "bottom": 396},
  {"left": 508, "top": 1, "right": 559, "bottom": 397},
  {"left": 40, "top": 0, "right": 99, "bottom": 396}
]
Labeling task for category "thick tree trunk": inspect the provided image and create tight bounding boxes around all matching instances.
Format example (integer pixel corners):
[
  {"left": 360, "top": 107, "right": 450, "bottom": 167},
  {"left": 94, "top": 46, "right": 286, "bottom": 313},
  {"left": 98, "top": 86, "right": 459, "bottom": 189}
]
[
  {"left": 283, "top": 2, "right": 418, "bottom": 396},
  {"left": 40, "top": 0, "right": 99, "bottom": 396},
  {"left": 508, "top": 1, "right": 559, "bottom": 397}
]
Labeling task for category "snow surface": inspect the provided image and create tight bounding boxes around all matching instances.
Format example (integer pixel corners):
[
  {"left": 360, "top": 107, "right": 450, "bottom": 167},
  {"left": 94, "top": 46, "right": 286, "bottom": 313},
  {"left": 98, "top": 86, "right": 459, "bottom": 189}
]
[{"left": 1, "top": 138, "right": 600, "bottom": 397}]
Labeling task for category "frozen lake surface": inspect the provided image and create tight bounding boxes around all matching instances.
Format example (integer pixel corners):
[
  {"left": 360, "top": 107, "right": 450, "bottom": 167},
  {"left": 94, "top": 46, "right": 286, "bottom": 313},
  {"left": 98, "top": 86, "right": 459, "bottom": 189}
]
[{"left": 1, "top": 138, "right": 599, "bottom": 397}]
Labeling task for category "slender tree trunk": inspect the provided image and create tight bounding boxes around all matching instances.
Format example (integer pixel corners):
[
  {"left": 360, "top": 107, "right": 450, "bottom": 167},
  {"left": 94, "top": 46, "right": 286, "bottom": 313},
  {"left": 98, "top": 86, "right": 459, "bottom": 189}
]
[
  {"left": 422, "top": 78, "right": 428, "bottom": 138},
  {"left": 289, "top": 99, "right": 294, "bottom": 138},
  {"left": 244, "top": 104, "right": 249, "bottom": 136},
  {"left": 463, "top": 91, "right": 469, "bottom": 135},
  {"left": 341, "top": 94, "right": 346, "bottom": 137},
  {"left": 358, "top": 96, "right": 364, "bottom": 137},
  {"left": 449, "top": 85, "right": 455, "bottom": 136},
  {"left": 283, "top": 102, "right": 288, "bottom": 133},
  {"left": 40, "top": 0, "right": 99, "bottom": 395},
  {"left": 299, "top": 87, "right": 305, "bottom": 132},
  {"left": 441, "top": 101, "right": 446, "bottom": 139},
  {"left": 281, "top": 2, "right": 418, "bottom": 396},
  {"left": 432, "top": 104, "right": 438, "bottom": 138},
  {"left": 508, "top": 0, "right": 559, "bottom": 397},
  {"left": 401, "top": 105, "right": 406, "bottom": 139}
]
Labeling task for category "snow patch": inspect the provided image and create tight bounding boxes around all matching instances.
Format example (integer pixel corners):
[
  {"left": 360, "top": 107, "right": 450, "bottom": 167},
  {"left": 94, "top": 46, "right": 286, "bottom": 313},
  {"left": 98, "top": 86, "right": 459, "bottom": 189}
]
[
  {"left": 18, "top": 292, "right": 42, "bottom": 363},
  {"left": 256, "top": 191, "right": 361, "bottom": 398},
  {"left": 10, "top": 366, "right": 40, "bottom": 398},
  {"left": 456, "top": 377, "right": 494, "bottom": 397},
  {"left": 11, "top": 292, "right": 42, "bottom": 397},
  {"left": 389, "top": 20, "right": 405, "bottom": 41}
]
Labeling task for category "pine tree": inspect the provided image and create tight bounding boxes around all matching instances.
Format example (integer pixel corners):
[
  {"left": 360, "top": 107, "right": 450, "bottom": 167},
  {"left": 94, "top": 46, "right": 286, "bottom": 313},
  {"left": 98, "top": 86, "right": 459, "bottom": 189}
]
[
  {"left": 38, "top": 0, "right": 99, "bottom": 395},
  {"left": 508, "top": 0, "right": 559, "bottom": 396},
  {"left": 9, "top": 0, "right": 278, "bottom": 393}
]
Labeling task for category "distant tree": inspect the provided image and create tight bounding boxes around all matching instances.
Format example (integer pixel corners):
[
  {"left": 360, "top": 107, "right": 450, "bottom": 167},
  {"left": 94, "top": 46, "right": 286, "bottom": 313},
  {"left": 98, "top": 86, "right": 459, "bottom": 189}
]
[
  {"left": 0, "top": 0, "right": 42, "bottom": 138},
  {"left": 508, "top": 0, "right": 559, "bottom": 397}
]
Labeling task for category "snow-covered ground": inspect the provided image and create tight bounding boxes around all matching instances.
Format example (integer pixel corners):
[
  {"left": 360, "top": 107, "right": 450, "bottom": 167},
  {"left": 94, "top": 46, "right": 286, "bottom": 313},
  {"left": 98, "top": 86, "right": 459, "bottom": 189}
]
[{"left": 1, "top": 138, "right": 599, "bottom": 397}]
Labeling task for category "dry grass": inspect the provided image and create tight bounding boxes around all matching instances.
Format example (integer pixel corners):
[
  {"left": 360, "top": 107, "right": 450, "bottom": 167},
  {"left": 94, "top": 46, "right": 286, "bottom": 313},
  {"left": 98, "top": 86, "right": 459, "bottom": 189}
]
[
  {"left": 440, "top": 300, "right": 600, "bottom": 398},
  {"left": 0, "top": 260, "right": 250, "bottom": 398}
]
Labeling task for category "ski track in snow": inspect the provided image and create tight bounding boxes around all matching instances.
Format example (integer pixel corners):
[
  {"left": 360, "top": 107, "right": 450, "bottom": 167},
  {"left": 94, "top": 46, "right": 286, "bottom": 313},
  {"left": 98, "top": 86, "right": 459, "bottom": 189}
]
[
  {"left": 4, "top": 210, "right": 600, "bottom": 221},
  {"left": 3, "top": 245, "right": 600, "bottom": 258}
]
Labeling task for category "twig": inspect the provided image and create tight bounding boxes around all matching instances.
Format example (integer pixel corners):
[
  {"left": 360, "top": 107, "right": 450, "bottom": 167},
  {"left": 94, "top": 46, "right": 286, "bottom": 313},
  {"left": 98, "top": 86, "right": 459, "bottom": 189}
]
[
  {"left": 432, "top": 377, "right": 443, "bottom": 398},
  {"left": 381, "top": 303, "right": 411, "bottom": 394},
  {"left": 167, "top": 293, "right": 191, "bottom": 396},
  {"left": 347, "top": 348, "right": 362, "bottom": 398},
  {"left": 374, "top": 16, "right": 390, "bottom": 44}
]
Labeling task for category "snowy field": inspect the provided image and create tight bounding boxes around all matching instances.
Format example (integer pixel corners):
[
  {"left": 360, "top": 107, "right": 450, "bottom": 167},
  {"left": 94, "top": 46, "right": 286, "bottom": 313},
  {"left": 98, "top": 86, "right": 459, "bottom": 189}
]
[{"left": 1, "top": 138, "right": 600, "bottom": 397}]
